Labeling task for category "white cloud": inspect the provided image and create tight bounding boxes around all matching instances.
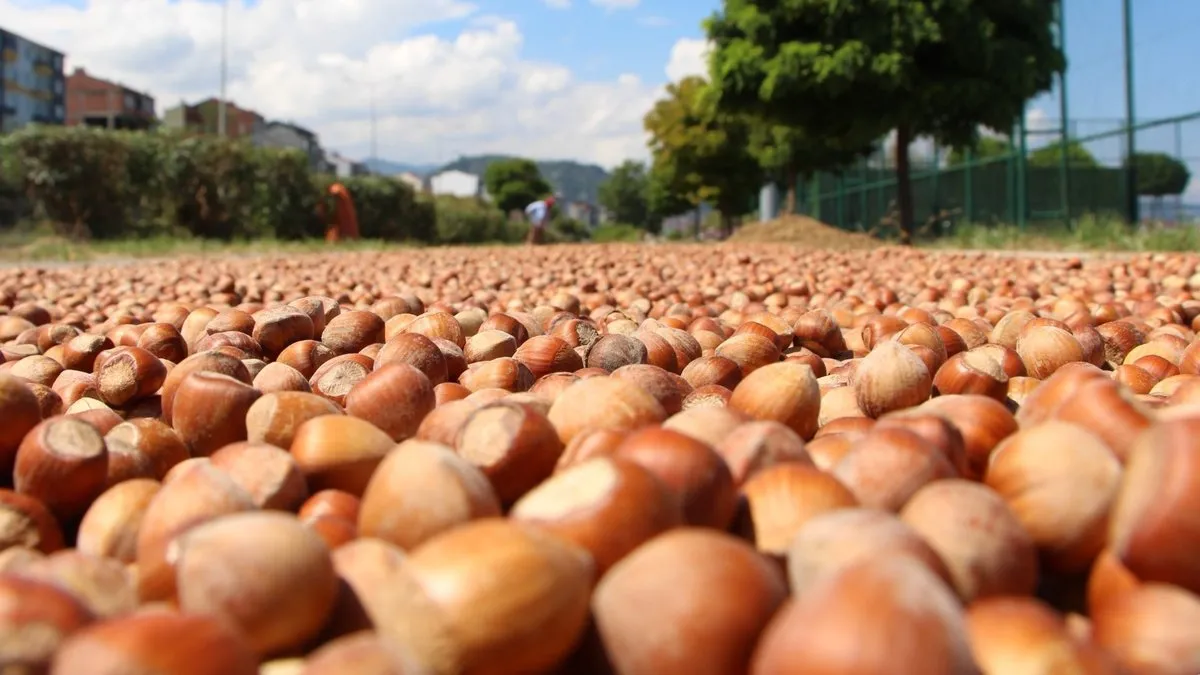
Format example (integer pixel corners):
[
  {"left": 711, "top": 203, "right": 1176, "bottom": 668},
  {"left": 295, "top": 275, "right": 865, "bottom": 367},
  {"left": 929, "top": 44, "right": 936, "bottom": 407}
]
[
  {"left": 664, "top": 38, "right": 711, "bottom": 82},
  {"left": 591, "top": 0, "right": 640, "bottom": 9},
  {"left": 0, "top": 0, "right": 674, "bottom": 168},
  {"left": 543, "top": 0, "right": 571, "bottom": 9}
]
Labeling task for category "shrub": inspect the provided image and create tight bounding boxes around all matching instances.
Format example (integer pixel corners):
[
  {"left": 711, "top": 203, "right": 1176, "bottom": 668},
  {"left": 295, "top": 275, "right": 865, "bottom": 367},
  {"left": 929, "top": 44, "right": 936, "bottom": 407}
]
[
  {"left": 0, "top": 126, "right": 541, "bottom": 246},
  {"left": 315, "top": 174, "right": 436, "bottom": 243},
  {"left": 0, "top": 126, "right": 326, "bottom": 240},
  {"left": 592, "top": 223, "right": 644, "bottom": 242},
  {"left": 547, "top": 217, "right": 592, "bottom": 243},
  {"left": 434, "top": 196, "right": 512, "bottom": 244}
]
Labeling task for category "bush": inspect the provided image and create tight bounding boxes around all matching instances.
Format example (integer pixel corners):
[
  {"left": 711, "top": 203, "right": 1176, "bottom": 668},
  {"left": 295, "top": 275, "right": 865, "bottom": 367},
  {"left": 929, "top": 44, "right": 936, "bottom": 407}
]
[
  {"left": 433, "top": 196, "right": 513, "bottom": 244},
  {"left": 592, "top": 223, "right": 644, "bottom": 242},
  {"left": 0, "top": 150, "right": 26, "bottom": 231},
  {"left": 1, "top": 125, "right": 579, "bottom": 246},
  {"left": 0, "top": 126, "right": 324, "bottom": 240},
  {"left": 315, "top": 174, "right": 436, "bottom": 243},
  {"left": 546, "top": 217, "right": 591, "bottom": 243}
]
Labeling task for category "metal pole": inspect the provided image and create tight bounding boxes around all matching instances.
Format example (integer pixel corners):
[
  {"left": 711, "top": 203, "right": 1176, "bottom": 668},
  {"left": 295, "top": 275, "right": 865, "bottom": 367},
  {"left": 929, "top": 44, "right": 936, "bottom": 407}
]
[
  {"left": 1122, "top": 0, "right": 1138, "bottom": 224},
  {"left": 1175, "top": 122, "right": 1184, "bottom": 224},
  {"left": 218, "top": 0, "right": 228, "bottom": 136},
  {"left": 1056, "top": 0, "right": 1072, "bottom": 227},
  {"left": 964, "top": 148, "right": 973, "bottom": 223},
  {"left": 1016, "top": 112, "right": 1028, "bottom": 231}
]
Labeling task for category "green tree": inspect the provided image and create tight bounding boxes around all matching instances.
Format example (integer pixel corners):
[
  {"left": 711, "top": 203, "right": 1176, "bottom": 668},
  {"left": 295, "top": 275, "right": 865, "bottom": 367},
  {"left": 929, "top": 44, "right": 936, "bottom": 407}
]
[
  {"left": 1028, "top": 140, "right": 1099, "bottom": 168},
  {"left": 643, "top": 76, "right": 762, "bottom": 238},
  {"left": 482, "top": 158, "right": 552, "bottom": 215},
  {"left": 645, "top": 161, "right": 690, "bottom": 235},
  {"left": 706, "top": 0, "right": 1065, "bottom": 244},
  {"left": 1125, "top": 152, "right": 1191, "bottom": 197},
  {"left": 598, "top": 160, "right": 651, "bottom": 227},
  {"left": 748, "top": 122, "right": 874, "bottom": 214},
  {"left": 946, "top": 136, "right": 1012, "bottom": 166}
]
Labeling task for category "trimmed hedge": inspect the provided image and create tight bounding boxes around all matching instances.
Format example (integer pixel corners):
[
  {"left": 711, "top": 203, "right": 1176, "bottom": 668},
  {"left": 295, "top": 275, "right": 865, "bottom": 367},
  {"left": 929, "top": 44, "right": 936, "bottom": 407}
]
[
  {"left": 0, "top": 126, "right": 437, "bottom": 242},
  {"left": 0, "top": 125, "right": 599, "bottom": 246}
]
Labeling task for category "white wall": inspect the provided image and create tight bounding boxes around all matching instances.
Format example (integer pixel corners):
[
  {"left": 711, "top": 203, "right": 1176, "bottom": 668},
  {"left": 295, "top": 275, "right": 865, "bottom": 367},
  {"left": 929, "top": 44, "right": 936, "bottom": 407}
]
[{"left": 429, "top": 170, "right": 481, "bottom": 198}]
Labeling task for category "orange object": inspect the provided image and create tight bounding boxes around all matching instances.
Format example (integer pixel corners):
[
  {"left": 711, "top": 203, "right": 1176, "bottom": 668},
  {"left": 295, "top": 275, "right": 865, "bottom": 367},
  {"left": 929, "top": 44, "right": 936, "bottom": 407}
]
[{"left": 321, "top": 183, "right": 360, "bottom": 242}]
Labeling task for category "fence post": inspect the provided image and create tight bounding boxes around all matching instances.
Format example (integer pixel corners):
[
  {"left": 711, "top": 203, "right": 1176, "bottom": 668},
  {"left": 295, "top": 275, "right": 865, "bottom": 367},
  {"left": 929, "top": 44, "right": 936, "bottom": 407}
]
[
  {"left": 1055, "top": 0, "right": 1072, "bottom": 228},
  {"left": 931, "top": 141, "right": 941, "bottom": 229},
  {"left": 858, "top": 165, "right": 867, "bottom": 231},
  {"left": 1175, "top": 121, "right": 1185, "bottom": 223},
  {"left": 1006, "top": 132, "right": 1015, "bottom": 223},
  {"left": 964, "top": 149, "right": 974, "bottom": 223},
  {"left": 835, "top": 175, "right": 845, "bottom": 228},
  {"left": 1016, "top": 113, "right": 1028, "bottom": 231},
  {"left": 1122, "top": 0, "right": 1139, "bottom": 225}
]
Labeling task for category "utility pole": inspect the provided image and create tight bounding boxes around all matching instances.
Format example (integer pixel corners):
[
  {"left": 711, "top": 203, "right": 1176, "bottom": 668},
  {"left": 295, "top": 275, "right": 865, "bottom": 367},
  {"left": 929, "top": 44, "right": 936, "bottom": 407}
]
[
  {"left": 218, "top": 0, "right": 228, "bottom": 136},
  {"left": 1121, "top": 0, "right": 1138, "bottom": 224}
]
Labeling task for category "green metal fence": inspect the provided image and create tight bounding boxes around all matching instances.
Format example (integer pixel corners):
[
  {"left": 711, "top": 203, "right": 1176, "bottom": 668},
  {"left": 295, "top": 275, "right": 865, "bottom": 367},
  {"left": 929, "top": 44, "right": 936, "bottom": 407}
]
[{"left": 796, "top": 110, "right": 1200, "bottom": 238}]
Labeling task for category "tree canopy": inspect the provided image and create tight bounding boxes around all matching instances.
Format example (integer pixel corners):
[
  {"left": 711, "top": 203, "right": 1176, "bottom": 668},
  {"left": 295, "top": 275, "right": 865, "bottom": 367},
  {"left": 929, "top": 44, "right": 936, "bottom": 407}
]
[
  {"left": 645, "top": 163, "right": 692, "bottom": 234},
  {"left": 748, "top": 123, "right": 875, "bottom": 213},
  {"left": 946, "top": 136, "right": 1011, "bottom": 166},
  {"left": 1028, "top": 140, "right": 1100, "bottom": 169},
  {"left": 705, "top": 0, "right": 1065, "bottom": 243},
  {"left": 1125, "top": 152, "right": 1191, "bottom": 197},
  {"left": 643, "top": 75, "right": 761, "bottom": 236},
  {"left": 597, "top": 160, "right": 651, "bottom": 228},
  {"left": 482, "top": 158, "right": 552, "bottom": 214}
]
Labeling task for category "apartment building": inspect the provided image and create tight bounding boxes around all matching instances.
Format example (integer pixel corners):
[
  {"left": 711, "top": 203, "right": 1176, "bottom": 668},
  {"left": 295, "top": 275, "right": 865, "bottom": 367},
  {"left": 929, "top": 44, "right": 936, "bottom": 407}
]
[
  {"left": 253, "top": 121, "right": 326, "bottom": 171},
  {"left": 0, "top": 27, "right": 65, "bottom": 132},
  {"left": 65, "top": 67, "right": 155, "bottom": 130},
  {"left": 162, "top": 98, "right": 265, "bottom": 139}
]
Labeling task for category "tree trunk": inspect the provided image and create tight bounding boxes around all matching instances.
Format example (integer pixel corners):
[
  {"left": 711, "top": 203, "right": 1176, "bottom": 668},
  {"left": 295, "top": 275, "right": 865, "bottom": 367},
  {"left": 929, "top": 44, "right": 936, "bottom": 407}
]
[
  {"left": 894, "top": 124, "right": 915, "bottom": 246},
  {"left": 784, "top": 166, "right": 797, "bottom": 215},
  {"left": 693, "top": 208, "right": 701, "bottom": 240}
]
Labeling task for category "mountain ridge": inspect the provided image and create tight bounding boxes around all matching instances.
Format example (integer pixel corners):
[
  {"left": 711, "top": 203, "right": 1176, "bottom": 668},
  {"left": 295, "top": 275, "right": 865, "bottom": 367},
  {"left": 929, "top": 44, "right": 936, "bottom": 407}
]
[{"left": 364, "top": 154, "right": 611, "bottom": 204}]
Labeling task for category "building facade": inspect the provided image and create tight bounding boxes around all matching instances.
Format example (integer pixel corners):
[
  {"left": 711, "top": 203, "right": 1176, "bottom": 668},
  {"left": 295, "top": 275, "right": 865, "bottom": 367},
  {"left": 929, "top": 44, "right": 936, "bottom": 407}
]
[
  {"left": 429, "top": 170, "right": 486, "bottom": 199},
  {"left": 0, "top": 28, "right": 65, "bottom": 133},
  {"left": 64, "top": 67, "right": 155, "bottom": 130},
  {"left": 565, "top": 200, "right": 600, "bottom": 227},
  {"left": 396, "top": 172, "right": 425, "bottom": 193},
  {"left": 162, "top": 98, "right": 264, "bottom": 138},
  {"left": 325, "top": 151, "right": 369, "bottom": 179},
  {"left": 253, "top": 121, "right": 326, "bottom": 171}
]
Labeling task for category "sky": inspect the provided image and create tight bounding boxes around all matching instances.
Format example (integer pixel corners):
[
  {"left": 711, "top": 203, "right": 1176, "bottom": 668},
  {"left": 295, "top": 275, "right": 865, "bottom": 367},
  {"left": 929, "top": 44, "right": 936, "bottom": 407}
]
[{"left": 2, "top": 0, "right": 1197, "bottom": 197}]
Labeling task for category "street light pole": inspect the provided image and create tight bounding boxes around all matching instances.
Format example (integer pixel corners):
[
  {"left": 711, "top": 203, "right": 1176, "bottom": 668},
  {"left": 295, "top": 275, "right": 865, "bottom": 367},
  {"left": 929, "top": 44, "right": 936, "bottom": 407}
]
[{"left": 218, "top": 0, "right": 228, "bottom": 136}]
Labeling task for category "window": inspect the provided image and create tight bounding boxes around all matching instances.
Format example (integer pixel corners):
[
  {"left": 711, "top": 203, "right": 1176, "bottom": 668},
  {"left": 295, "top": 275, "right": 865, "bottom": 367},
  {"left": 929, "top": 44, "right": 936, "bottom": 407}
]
[
  {"left": 53, "top": 79, "right": 62, "bottom": 94},
  {"left": 124, "top": 93, "right": 134, "bottom": 109},
  {"left": 54, "top": 104, "right": 63, "bottom": 120}
]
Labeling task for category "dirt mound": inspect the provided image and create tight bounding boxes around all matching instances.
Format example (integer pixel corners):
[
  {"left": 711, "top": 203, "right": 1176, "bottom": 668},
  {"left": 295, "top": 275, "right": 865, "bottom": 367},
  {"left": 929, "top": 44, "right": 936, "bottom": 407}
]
[{"left": 729, "top": 214, "right": 881, "bottom": 249}]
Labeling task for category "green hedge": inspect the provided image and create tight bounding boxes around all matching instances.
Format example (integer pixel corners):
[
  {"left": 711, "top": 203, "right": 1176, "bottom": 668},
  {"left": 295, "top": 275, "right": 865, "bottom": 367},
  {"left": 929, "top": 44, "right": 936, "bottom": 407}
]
[
  {"left": 592, "top": 223, "right": 644, "bottom": 242},
  {"left": 0, "top": 125, "right": 605, "bottom": 246},
  {"left": 0, "top": 125, "right": 437, "bottom": 242}
]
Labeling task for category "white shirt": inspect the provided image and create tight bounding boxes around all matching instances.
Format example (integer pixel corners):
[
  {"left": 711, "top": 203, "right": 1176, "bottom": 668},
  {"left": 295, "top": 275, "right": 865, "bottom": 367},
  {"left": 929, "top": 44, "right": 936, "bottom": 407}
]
[{"left": 525, "top": 200, "right": 549, "bottom": 225}]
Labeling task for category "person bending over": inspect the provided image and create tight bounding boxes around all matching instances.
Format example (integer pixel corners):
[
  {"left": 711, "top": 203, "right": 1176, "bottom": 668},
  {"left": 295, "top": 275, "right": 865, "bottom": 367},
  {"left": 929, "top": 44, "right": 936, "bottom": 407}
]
[{"left": 524, "top": 195, "right": 556, "bottom": 245}]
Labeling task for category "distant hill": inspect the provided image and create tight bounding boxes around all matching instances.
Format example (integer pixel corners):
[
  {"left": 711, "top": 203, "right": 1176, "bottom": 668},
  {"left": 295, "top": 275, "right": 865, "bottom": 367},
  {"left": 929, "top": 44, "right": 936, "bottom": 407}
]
[
  {"left": 435, "top": 155, "right": 610, "bottom": 204},
  {"left": 362, "top": 158, "right": 439, "bottom": 176}
]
